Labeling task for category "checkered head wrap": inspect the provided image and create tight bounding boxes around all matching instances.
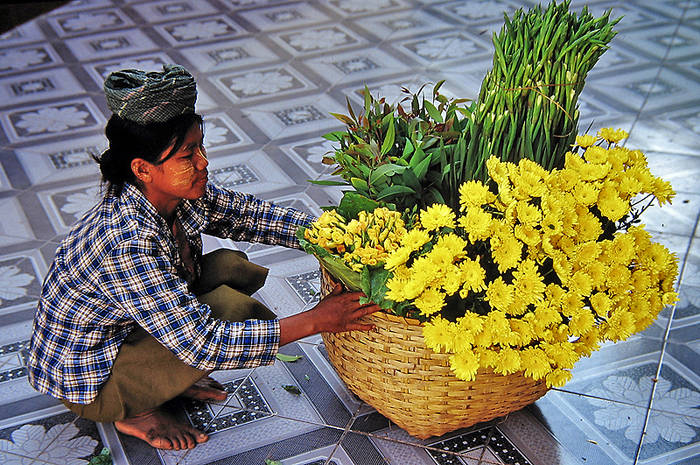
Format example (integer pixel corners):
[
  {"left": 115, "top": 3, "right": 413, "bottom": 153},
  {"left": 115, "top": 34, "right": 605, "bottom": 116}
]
[{"left": 103, "top": 64, "right": 197, "bottom": 124}]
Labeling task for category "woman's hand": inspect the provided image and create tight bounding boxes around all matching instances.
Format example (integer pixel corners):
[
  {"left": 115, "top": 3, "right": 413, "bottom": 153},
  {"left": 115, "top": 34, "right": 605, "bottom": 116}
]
[{"left": 278, "top": 284, "right": 381, "bottom": 346}]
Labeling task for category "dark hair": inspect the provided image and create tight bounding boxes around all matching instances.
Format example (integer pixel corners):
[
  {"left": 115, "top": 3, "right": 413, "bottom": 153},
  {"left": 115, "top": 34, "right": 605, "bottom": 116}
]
[{"left": 93, "top": 112, "right": 204, "bottom": 194}]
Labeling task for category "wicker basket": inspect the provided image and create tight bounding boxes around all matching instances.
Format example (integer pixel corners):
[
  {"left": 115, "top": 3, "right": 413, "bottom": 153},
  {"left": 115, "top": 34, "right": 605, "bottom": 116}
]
[{"left": 319, "top": 267, "right": 549, "bottom": 439}]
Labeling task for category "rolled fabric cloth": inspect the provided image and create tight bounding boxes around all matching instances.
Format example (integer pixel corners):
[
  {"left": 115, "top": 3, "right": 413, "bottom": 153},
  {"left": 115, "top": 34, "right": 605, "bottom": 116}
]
[{"left": 103, "top": 64, "right": 197, "bottom": 124}]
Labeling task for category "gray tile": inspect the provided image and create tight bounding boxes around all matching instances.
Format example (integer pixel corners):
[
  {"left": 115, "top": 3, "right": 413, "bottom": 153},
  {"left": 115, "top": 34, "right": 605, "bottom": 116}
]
[
  {"left": 0, "top": 1, "right": 698, "bottom": 465},
  {"left": 0, "top": 410, "right": 104, "bottom": 464},
  {"left": 46, "top": 8, "right": 134, "bottom": 37},
  {"left": 155, "top": 16, "right": 247, "bottom": 45},
  {"left": 0, "top": 44, "right": 62, "bottom": 75},
  {"left": 63, "top": 28, "right": 160, "bottom": 61}
]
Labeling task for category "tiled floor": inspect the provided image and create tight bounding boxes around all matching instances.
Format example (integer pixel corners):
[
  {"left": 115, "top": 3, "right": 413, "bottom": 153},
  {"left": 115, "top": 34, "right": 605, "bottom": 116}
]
[{"left": 0, "top": 0, "right": 698, "bottom": 464}]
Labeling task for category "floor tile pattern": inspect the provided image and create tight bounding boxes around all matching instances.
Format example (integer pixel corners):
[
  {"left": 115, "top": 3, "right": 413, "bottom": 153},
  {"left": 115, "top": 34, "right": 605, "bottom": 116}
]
[{"left": 0, "top": 0, "right": 698, "bottom": 464}]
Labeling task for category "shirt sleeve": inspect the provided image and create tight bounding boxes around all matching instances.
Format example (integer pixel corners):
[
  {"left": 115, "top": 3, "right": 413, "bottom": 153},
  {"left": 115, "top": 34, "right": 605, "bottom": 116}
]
[
  {"left": 97, "top": 237, "right": 280, "bottom": 371},
  {"left": 202, "top": 183, "right": 316, "bottom": 249}
]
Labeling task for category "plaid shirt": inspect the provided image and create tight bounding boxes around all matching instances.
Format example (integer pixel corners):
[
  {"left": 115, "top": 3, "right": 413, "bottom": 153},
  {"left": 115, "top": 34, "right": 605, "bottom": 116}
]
[{"left": 28, "top": 182, "right": 314, "bottom": 404}]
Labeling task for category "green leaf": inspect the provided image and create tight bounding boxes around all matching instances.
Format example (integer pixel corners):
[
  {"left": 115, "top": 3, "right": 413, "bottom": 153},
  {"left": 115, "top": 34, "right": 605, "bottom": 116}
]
[
  {"left": 423, "top": 99, "right": 443, "bottom": 123},
  {"left": 401, "top": 138, "right": 414, "bottom": 160},
  {"left": 276, "top": 353, "right": 302, "bottom": 363},
  {"left": 318, "top": 255, "right": 362, "bottom": 291},
  {"left": 337, "top": 191, "right": 381, "bottom": 220},
  {"left": 412, "top": 153, "right": 432, "bottom": 180},
  {"left": 369, "top": 163, "right": 406, "bottom": 184},
  {"left": 350, "top": 177, "right": 369, "bottom": 191},
  {"left": 322, "top": 131, "right": 347, "bottom": 142},
  {"left": 361, "top": 266, "right": 371, "bottom": 298},
  {"left": 266, "top": 460, "right": 283, "bottom": 465},
  {"left": 283, "top": 384, "right": 302, "bottom": 395},
  {"left": 307, "top": 179, "right": 348, "bottom": 186},
  {"left": 369, "top": 267, "right": 391, "bottom": 303},
  {"left": 376, "top": 185, "right": 415, "bottom": 200},
  {"left": 380, "top": 115, "right": 396, "bottom": 156},
  {"left": 330, "top": 112, "right": 355, "bottom": 125}
]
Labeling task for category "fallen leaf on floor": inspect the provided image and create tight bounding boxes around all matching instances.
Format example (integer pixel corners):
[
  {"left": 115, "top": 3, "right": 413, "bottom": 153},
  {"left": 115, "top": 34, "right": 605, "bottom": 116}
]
[
  {"left": 282, "top": 384, "right": 302, "bottom": 395},
  {"left": 265, "top": 460, "right": 282, "bottom": 465},
  {"left": 304, "top": 374, "right": 310, "bottom": 382},
  {"left": 276, "top": 353, "right": 303, "bottom": 362}
]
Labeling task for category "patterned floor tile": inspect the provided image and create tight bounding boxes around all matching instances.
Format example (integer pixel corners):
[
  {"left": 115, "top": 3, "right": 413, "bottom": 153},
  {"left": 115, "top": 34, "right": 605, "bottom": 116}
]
[
  {"left": 393, "top": 30, "right": 493, "bottom": 67},
  {"left": 0, "top": 198, "right": 37, "bottom": 249},
  {"left": 349, "top": 9, "right": 456, "bottom": 41},
  {"left": 210, "top": 64, "right": 319, "bottom": 103},
  {"left": 0, "top": 43, "right": 62, "bottom": 76},
  {"left": 45, "top": 7, "right": 134, "bottom": 37},
  {"left": 269, "top": 23, "right": 369, "bottom": 57},
  {"left": 0, "top": 408, "right": 105, "bottom": 465},
  {"left": 299, "top": 47, "right": 413, "bottom": 87},
  {"left": 129, "top": 0, "right": 221, "bottom": 24},
  {"left": 13, "top": 135, "right": 105, "bottom": 186},
  {"left": 179, "top": 37, "right": 284, "bottom": 73},
  {"left": 0, "top": 67, "right": 87, "bottom": 107},
  {"left": 63, "top": 28, "right": 160, "bottom": 61},
  {"left": 320, "top": 0, "right": 410, "bottom": 17},
  {"left": 236, "top": 2, "right": 333, "bottom": 31},
  {"left": 154, "top": 16, "right": 247, "bottom": 46},
  {"left": 1, "top": 97, "right": 105, "bottom": 145},
  {"left": 0, "top": 21, "right": 47, "bottom": 47},
  {"left": 241, "top": 94, "right": 344, "bottom": 139}
]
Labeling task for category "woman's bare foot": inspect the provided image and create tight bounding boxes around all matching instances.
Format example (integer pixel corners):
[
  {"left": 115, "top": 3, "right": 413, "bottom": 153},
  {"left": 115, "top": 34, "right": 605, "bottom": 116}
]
[
  {"left": 115, "top": 408, "right": 208, "bottom": 450},
  {"left": 181, "top": 376, "right": 228, "bottom": 402}
]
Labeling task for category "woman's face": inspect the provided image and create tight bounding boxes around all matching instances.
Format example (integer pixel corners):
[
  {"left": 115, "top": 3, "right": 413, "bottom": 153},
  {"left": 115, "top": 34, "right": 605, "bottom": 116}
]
[{"left": 139, "top": 123, "right": 209, "bottom": 213}]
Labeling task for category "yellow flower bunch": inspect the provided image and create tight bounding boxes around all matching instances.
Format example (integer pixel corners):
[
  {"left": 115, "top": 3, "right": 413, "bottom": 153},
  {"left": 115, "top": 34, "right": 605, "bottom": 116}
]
[
  {"left": 304, "top": 207, "right": 407, "bottom": 272},
  {"left": 383, "top": 129, "right": 678, "bottom": 387}
]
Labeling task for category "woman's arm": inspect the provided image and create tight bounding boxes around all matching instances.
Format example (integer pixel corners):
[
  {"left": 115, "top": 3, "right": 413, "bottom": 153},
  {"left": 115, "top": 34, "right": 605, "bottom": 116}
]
[{"left": 279, "top": 284, "right": 379, "bottom": 346}]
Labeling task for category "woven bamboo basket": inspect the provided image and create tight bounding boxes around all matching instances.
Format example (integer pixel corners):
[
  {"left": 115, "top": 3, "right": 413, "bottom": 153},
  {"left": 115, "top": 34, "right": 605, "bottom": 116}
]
[{"left": 319, "top": 267, "right": 549, "bottom": 439}]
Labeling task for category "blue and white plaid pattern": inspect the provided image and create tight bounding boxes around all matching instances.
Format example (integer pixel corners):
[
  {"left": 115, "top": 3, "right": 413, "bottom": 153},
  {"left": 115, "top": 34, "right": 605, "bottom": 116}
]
[{"left": 28, "top": 182, "right": 315, "bottom": 404}]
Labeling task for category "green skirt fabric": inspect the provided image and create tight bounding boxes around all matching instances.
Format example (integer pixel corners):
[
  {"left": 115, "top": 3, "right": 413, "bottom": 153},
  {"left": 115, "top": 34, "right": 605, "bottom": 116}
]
[{"left": 62, "top": 249, "right": 275, "bottom": 422}]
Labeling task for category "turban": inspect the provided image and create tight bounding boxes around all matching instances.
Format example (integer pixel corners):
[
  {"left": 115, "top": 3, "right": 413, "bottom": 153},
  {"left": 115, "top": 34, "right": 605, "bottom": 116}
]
[{"left": 103, "top": 64, "right": 197, "bottom": 124}]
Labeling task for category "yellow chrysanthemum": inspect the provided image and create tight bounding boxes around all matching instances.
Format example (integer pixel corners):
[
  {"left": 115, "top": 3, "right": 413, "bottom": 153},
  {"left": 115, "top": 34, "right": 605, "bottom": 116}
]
[
  {"left": 493, "top": 348, "right": 522, "bottom": 375},
  {"left": 605, "top": 311, "right": 636, "bottom": 341},
  {"left": 436, "top": 233, "right": 468, "bottom": 258},
  {"left": 639, "top": 242, "right": 677, "bottom": 274},
  {"left": 420, "top": 204, "right": 456, "bottom": 231},
  {"left": 545, "top": 369, "right": 573, "bottom": 388},
  {"left": 400, "top": 228, "right": 432, "bottom": 251},
  {"left": 568, "top": 308, "right": 595, "bottom": 336},
  {"left": 651, "top": 177, "right": 675, "bottom": 205},
  {"left": 422, "top": 316, "right": 457, "bottom": 353},
  {"left": 568, "top": 270, "right": 594, "bottom": 296},
  {"left": 514, "top": 224, "right": 541, "bottom": 247},
  {"left": 598, "top": 127, "right": 629, "bottom": 144},
  {"left": 590, "top": 291, "right": 612, "bottom": 317},
  {"left": 572, "top": 181, "right": 600, "bottom": 206},
  {"left": 449, "top": 350, "right": 479, "bottom": 382},
  {"left": 575, "top": 134, "right": 598, "bottom": 148},
  {"left": 384, "top": 246, "right": 412, "bottom": 271},
  {"left": 520, "top": 347, "right": 551, "bottom": 380},
  {"left": 583, "top": 145, "right": 608, "bottom": 163},
  {"left": 459, "top": 259, "right": 487, "bottom": 294},
  {"left": 574, "top": 241, "right": 602, "bottom": 265},
  {"left": 575, "top": 211, "right": 603, "bottom": 242},
  {"left": 458, "top": 208, "right": 493, "bottom": 242},
  {"left": 491, "top": 234, "right": 523, "bottom": 272},
  {"left": 485, "top": 276, "right": 514, "bottom": 313},
  {"left": 459, "top": 180, "right": 496, "bottom": 209},
  {"left": 515, "top": 201, "right": 543, "bottom": 226},
  {"left": 513, "top": 260, "right": 546, "bottom": 304},
  {"left": 414, "top": 287, "right": 446, "bottom": 317}
]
